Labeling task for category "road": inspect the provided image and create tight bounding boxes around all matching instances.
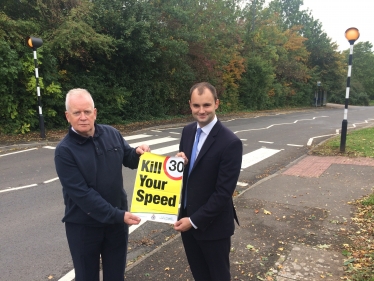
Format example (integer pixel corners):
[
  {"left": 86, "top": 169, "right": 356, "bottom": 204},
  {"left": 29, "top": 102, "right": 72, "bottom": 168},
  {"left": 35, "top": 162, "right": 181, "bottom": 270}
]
[{"left": 0, "top": 105, "right": 373, "bottom": 281}]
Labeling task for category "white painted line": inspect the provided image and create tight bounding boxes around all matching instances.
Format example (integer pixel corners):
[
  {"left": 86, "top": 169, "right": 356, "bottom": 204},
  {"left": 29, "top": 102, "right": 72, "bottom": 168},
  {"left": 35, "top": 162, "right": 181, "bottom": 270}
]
[
  {"left": 0, "top": 184, "right": 38, "bottom": 193},
  {"left": 43, "top": 146, "right": 56, "bottom": 149},
  {"left": 151, "top": 130, "right": 162, "bottom": 132},
  {"left": 287, "top": 144, "right": 303, "bottom": 147},
  {"left": 124, "top": 134, "right": 153, "bottom": 141},
  {"left": 351, "top": 118, "right": 374, "bottom": 128},
  {"left": 129, "top": 219, "right": 147, "bottom": 234},
  {"left": 58, "top": 269, "right": 75, "bottom": 281},
  {"left": 241, "top": 148, "right": 281, "bottom": 169},
  {"left": 0, "top": 148, "right": 37, "bottom": 157},
  {"left": 44, "top": 177, "right": 59, "bottom": 184},
  {"left": 234, "top": 116, "right": 329, "bottom": 134},
  {"left": 237, "top": 182, "right": 248, "bottom": 187},
  {"left": 259, "top": 141, "right": 273, "bottom": 144},
  {"left": 307, "top": 131, "right": 339, "bottom": 147},
  {"left": 169, "top": 132, "right": 180, "bottom": 135},
  {"left": 240, "top": 139, "right": 247, "bottom": 141},
  {"left": 151, "top": 144, "right": 179, "bottom": 155},
  {"left": 129, "top": 137, "right": 178, "bottom": 147}
]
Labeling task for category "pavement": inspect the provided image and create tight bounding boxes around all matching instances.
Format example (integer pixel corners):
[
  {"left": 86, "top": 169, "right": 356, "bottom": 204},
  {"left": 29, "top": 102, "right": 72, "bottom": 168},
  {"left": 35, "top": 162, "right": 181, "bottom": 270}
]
[{"left": 2, "top": 124, "right": 374, "bottom": 281}]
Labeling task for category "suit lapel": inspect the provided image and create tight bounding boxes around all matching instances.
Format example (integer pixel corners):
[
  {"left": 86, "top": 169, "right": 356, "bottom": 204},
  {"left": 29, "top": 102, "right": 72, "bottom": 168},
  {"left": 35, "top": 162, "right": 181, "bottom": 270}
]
[{"left": 193, "top": 120, "right": 221, "bottom": 167}]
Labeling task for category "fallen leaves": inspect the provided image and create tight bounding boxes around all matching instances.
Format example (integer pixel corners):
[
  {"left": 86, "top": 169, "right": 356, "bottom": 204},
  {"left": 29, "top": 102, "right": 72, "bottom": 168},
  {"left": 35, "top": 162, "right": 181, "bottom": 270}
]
[{"left": 342, "top": 195, "right": 374, "bottom": 280}]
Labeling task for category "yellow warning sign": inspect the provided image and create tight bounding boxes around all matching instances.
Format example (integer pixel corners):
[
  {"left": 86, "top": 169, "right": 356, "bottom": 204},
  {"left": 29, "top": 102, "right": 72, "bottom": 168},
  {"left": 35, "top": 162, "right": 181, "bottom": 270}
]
[{"left": 130, "top": 152, "right": 184, "bottom": 224}]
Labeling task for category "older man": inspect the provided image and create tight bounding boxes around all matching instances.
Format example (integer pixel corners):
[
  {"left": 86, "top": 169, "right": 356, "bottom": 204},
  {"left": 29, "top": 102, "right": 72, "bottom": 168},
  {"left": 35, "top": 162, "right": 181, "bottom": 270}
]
[{"left": 55, "top": 88, "right": 150, "bottom": 281}]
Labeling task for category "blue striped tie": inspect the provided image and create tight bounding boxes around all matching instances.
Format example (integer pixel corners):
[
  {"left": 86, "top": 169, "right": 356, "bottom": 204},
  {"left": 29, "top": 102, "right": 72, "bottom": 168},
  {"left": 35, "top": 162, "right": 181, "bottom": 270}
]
[{"left": 189, "top": 128, "right": 202, "bottom": 175}]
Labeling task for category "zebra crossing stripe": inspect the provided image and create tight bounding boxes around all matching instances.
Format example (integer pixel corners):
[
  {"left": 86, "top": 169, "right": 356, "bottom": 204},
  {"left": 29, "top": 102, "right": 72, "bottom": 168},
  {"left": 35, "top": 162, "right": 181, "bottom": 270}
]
[
  {"left": 241, "top": 148, "right": 281, "bottom": 169},
  {"left": 124, "top": 134, "right": 153, "bottom": 141},
  {"left": 129, "top": 137, "right": 178, "bottom": 147},
  {"left": 151, "top": 144, "right": 180, "bottom": 155}
]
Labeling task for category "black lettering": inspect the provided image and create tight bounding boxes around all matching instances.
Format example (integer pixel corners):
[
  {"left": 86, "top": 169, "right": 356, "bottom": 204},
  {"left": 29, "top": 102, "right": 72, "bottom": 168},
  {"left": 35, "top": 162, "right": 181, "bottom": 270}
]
[
  {"left": 136, "top": 189, "right": 144, "bottom": 202},
  {"left": 161, "top": 196, "right": 168, "bottom": 205},
  {"left": 144, "top": 194, "right": 152, "bottom": 205},
  {"left": 153, "top": 195, "right": 160, "bottom": 204},
  {"left": 139, "top": 174, "right": 147, "bottom": 186},
  {"left": 168, "top": 195, "right": 176, "bottom": 207},
  {"left": 135, "top": 191, "right": 178, "bottom": 207},
  {"left": 153, "top": 179, "right": 161, "bottom": 189},
  {"left": 141, "top": 160, "right": 150, "bottom": 172},
  {"left": 146, "top": 178, "right": 153, "bottom": 188},
  {"left": 161, "top": 181, "right": 168, "bottom": 190}
]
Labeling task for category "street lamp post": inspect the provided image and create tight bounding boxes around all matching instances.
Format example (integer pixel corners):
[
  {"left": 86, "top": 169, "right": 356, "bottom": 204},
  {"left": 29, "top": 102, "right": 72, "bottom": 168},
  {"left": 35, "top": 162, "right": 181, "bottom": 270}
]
[
  {"left": 340, "top": 28, "right": 360, "bottom": 152},
  {"left": 27, "top": 36, "right": 45, "bottom": 138}
]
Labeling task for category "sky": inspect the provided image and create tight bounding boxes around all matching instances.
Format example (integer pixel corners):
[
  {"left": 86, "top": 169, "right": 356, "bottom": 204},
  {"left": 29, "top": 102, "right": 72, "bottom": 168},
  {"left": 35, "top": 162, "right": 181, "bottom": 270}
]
[
  {"left": 265, "top": 0, "right": 373, "bottom": 51},
  {"left": 301, "top": 0, "right": 373, "bottom": 51}
]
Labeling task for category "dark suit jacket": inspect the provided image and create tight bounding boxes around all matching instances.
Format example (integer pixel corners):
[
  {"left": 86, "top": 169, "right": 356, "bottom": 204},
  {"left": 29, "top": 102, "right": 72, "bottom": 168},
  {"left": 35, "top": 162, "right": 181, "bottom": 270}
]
[{"left": 179, "top": 120, "right": 242, "bottom": 241}]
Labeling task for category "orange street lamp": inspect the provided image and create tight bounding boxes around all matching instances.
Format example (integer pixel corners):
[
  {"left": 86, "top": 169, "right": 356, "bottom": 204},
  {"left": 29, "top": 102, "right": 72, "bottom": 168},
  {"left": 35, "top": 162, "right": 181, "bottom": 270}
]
[
  {"left": 340, "top": 28, "right": 360, "bottom": 152},
  {"left": 26, "top": 36, "right": 45, "bottom": 138}
]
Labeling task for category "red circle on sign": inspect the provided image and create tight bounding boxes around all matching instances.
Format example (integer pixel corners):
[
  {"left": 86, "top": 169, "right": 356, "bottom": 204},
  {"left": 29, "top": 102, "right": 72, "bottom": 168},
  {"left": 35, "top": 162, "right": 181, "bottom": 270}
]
[{"left": 163, "top": 156, "right": 183, "bottom": 180}]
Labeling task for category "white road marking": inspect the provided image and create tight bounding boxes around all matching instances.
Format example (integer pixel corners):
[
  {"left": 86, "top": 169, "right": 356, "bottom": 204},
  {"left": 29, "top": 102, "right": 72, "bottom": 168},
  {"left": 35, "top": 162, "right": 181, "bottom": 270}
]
[
  {"left": 307, "top": 130, "right": 339, "bottom": 146},
  {"left": 234, "top": 116, "right": 329, "bottom": 134},
  {"left": 287, "top": 144, "right": 303, "bottom": 147},
  {"left": 0, "top": 184, "right": 38, "bottom": 193},
  {"left": 259, "top": 141, "right": 273, "bottom": 144},
  {"left": 237, "top": 182, "right": 248, "bottom": 187},
  {"left": 150, "top": 130, "right": 162, "bottom": 132},
  {"left": 151, "top": 144, "right": 179, "bottom": 155},
  {"left": 0, "top": 148, "right": 37, "bottom": 157},
  {"left": 58, "top": 269, "right": 75, "bottom": 281},
  {"left": 124, "top": 134, "right": 153, "bottom": 140},
  {"left": 241, "top": 148, "right": 281, "bottom": 169},
  {"left": 44, "top": 177, "right": 59, "bottom": 184},
  {"left": 129, "top": 137, "right": 178, "bottom": 147},
  {"left": 169, "top": 132, "right": 180, "bottom": 135},
  {"left": 128, "top": 219, "right": 147, "bottom": 234},
  {"left": 43, "top": 146, "right": 56, "bottom": 149},
  {"left": 307, "top": 118, "right": 374, "bottom": 146}
]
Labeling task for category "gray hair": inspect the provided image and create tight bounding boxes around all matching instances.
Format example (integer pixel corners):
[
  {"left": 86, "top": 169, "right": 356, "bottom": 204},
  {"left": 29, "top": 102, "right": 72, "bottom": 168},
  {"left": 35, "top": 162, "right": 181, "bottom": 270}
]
[{"left": 65, "top": 88, "right": 95, "bottom": 111}]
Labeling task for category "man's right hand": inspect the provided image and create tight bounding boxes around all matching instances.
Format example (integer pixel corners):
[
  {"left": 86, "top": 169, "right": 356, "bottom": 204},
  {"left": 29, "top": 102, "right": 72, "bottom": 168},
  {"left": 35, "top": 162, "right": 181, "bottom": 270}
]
[{"left": 124, "top": 212, "right": 141, "bottom": 225}]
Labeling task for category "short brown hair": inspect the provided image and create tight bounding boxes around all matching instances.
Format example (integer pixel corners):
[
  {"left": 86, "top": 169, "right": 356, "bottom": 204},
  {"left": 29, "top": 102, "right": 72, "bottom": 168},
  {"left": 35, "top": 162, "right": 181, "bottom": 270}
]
[{"left": 190, "top": 82, "right": 218, "bottom": 101}]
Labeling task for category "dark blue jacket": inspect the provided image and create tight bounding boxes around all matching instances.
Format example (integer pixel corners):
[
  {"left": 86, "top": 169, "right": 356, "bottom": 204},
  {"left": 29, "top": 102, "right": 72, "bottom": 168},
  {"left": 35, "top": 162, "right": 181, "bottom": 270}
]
[{"left": 54, "top": 124, "right": 140, "bottom": 226}]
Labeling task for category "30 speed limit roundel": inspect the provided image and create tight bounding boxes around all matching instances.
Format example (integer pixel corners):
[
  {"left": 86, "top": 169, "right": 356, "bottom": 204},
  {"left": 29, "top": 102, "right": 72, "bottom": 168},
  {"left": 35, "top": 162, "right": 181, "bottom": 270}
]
[{"left": 163, "top": 156, "right": 184, "bottom": 180}]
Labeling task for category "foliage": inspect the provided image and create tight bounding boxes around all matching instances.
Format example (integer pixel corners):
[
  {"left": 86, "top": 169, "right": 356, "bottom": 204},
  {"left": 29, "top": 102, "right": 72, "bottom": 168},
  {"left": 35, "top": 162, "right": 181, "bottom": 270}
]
[{"left": 0, "top": 0, "right": 372, "bottom": 134}]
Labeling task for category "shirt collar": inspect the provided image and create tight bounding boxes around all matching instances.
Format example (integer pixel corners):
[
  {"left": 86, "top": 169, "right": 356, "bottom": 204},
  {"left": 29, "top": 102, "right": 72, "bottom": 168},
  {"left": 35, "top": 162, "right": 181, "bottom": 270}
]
[{"left": 198, "top": 115, "right": 217, "bottom": 136}]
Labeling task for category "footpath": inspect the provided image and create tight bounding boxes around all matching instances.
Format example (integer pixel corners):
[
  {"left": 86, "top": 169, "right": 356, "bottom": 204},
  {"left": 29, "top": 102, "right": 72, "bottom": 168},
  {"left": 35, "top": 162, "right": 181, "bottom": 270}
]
[{"left": 124, "top": 155, "right": 374, "bottom": 281}]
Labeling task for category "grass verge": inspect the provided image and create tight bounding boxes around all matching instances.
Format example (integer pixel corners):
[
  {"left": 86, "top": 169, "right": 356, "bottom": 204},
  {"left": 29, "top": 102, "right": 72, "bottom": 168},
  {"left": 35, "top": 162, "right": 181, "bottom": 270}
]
[{"left": 312, "top": 127, "right": 374, "bottom": 280}]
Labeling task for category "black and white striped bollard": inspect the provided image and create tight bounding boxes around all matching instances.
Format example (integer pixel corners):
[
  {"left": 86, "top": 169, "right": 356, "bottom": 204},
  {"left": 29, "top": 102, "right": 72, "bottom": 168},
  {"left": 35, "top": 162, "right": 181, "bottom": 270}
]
[
  {"left": 27, "top": 36, "right": 45, "bottom": 138},
  {"left": 340, "top": 28, "right": 360, "bottom": 152}
]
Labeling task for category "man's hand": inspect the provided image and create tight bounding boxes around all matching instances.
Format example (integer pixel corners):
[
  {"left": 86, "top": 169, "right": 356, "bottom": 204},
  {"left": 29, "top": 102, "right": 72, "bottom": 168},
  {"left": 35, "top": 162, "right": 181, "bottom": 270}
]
[
  {"left": 174, "top": 217, "right": 192, "bottom": 232},
  {"left": 176, "top": 152, "right": 189, "bottom": 166},
  {"left": 124, "top": 212, "right": 141, "bottom": 225},
  {"left": 136, "top": 144, "right": 151, "bottom": 155}
]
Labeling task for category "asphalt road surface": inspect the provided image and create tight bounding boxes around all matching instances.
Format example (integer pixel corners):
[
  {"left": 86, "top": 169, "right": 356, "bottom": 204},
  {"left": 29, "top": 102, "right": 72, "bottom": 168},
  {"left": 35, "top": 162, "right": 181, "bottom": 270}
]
[{"left": 1, "top": 105, "right": 373, "bottom": 281}]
